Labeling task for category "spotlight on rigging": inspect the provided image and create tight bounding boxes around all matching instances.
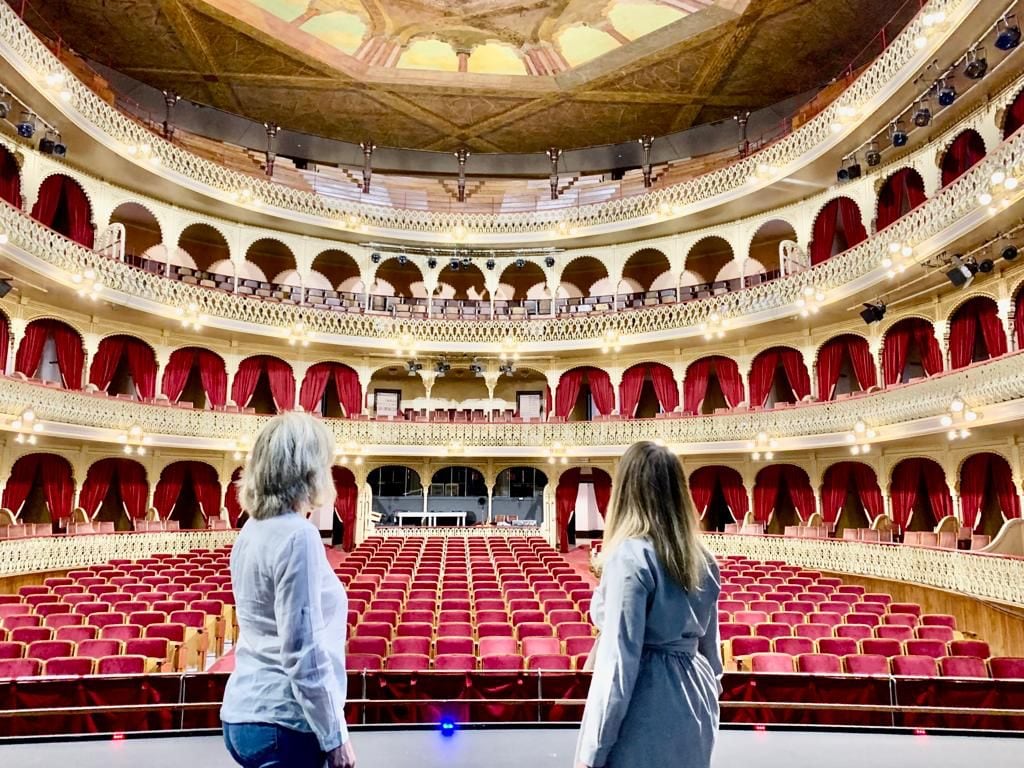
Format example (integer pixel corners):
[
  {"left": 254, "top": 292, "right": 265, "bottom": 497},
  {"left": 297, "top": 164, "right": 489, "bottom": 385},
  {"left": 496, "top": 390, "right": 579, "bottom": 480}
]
[
  {"left": 461, "top": 256, "right": 471, "bottom": 268},
  {"left": 449, "top": 258, "right": 460, "bottom": 271},
  {"left": 977, "top": 258, "right": 995, "bottom": 274},
  {"left": 515, "top": 258, "right": 526, "bottom": 269},
  {"left": 865, "top": 141, "right": 881, "bottom": 167},
  {"left": 544, "top": 256, "right": 555, "bottom": 268},
  {"left": 397, "top": 254, "right": 407, "bottom": 265},
  {"left": 52, "top": 134, "right": 66, "bottom": 157},
  {"left": 485, "top": 258, "right": 495, "bottom": 270},
  {"left": 859, "top": 301, "right": 886, "bottom": 325},
  {"left": 890, "top": 120, "right": 908, "bottom": 148},
  {"left": 937, "top": 78, "right": 957, "bottom": 107},
  {"left": 995, "top": 15, "right": 1021, "bottom": 51},
  {"left": 945, "top": 254, "right": 977, "bottom": 288},
  {"left": 836, "top": 154, "right": 861, "bottom": 183},
  {"left": 427, "top": 257, "right": 437, "bottom": 269},
  {"left": 16, "top": 110, "right": 35, "bottom": 139},
  {"left": 370, "top": 252, "right": 381, "bottom": 264},
  {"left": 38, "top": 130, "right": 56, "bottom": 155},
  {"left": 912, "top": 97, "right": 932, "bottom": 127},
  {"left": 406, "top": 359, "right": 422, "bottom": 376},
  {"left": 1001, "top": 244, "right": 1019, "bottom": 261},
  {"left": 964, "top": 46, "right": 988, "bottom": 79}
]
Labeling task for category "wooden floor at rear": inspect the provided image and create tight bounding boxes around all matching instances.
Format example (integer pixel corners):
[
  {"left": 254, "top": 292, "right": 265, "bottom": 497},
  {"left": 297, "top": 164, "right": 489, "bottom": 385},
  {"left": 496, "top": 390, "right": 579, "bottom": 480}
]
[{"left": 2, "top": 728, "right": 1021, "bottom": 768}]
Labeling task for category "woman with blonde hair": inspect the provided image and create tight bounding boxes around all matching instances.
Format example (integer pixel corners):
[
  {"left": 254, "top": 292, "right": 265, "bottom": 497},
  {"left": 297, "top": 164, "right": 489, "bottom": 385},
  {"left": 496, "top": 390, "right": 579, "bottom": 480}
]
[
  {"left": 221, "top": 412, "right": 356, "bottom": 768},
  {"left": 575, "top": 441, "right": 722, "bottom": 768}
]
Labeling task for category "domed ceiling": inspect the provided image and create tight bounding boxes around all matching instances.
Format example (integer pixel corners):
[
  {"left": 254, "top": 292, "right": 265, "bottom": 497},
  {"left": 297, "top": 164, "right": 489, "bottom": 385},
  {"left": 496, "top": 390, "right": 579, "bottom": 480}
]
[{"left": 23, "top": 0, "right": 915, "bottom": 152}]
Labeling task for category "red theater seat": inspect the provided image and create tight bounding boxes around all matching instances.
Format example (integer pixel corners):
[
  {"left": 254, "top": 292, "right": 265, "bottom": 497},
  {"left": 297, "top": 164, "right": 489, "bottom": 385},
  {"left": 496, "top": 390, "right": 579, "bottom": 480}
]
[
  {"left": 915, "top": 625, "right": 954, "bottom": 642},
  {"left": 774, "top": 637, "right": 813, "bottom": 656},
  {"left": 989, "top": 658, "right": 1024, "bottom": 679},
  {"left": 385, "top": 654, "right": 431, "bottom": 671},
  {"left": 875, "top": 625, "right": 913, "bottom": 642},
  {"left": 753, "top": 623, "right": 791, "bottom": 641},
  {"left": 526, "top": 654, "right": 572, "bottom": 671},
  {"left": 42, "top": 656, "right": 94, "bottom": 676},
  {"left": 0, "top": 641, "right": 25, "bottom": 659},
  {"left": 948, "top": 640, "right": 990, "bottom": 659},
  {"left": 904, "top": 640, "right": 947, "bottom": 659},
  {"left": 939, "top": 656, "right": 989, "bottom": 678},
  {"left": 54, "top": 625, "right": 97, "bottom": 643},
  {"left": 346, "top": 654, "right": 383, "bottom": 672},
  {"left": 750, "top": 653, "right": 794, "bottom": 673},
  {"left": 794, "top": 623, "right": 832, "bottom": 641},
  {"left": 27, "top": 640, "right": 74, "bottom": 661},
  {"left": 96, "top": 655, "right": 147, "bottom": 675},
  {"left": 817, "top": 638, "right": 858, "bottom": 657},
  {"left": 797, "top": 653, "right": 842, "bottom": 674},
  {"left": 479, "top": 637, "right": 517, "bottom": 657},
  {"left": 480, "top": 655, "right": 523, "bottom": 671},
  {"left": 730, "top": 637, "right": 771, "bottom": 657},
  {"left": 891, "top": 655, "right": 938, "bottom": 677},
  {"left": 434, "top": 654, "right": 476, "bottom": 671},
  {"left": 835, "top": 624, "right": 872, "bottom": 641},
  {"left": 392, "top": 637, "right": 431, "bottom": 656},
  {"left": 860, "top": 638, "right": 902, "bottom": 658},
  {"left": 0, "top": 658, "right": 40, "bottom": 678},
  {"left": 842, "top": 654, "right": 889, "bottom": 676}
]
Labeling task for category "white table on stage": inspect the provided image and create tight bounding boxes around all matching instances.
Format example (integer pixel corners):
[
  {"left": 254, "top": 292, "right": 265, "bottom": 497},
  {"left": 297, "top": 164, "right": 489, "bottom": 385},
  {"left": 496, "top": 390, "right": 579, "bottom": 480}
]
[{"left": 393, "top": 510, "right": 468, "bottom": 527}]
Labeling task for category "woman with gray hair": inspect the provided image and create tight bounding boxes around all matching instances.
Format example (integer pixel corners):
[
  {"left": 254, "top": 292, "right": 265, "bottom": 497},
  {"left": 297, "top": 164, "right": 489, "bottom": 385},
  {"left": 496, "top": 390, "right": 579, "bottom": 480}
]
[{"left": 221, "top": 413, "right": 357, "bottom": 768}]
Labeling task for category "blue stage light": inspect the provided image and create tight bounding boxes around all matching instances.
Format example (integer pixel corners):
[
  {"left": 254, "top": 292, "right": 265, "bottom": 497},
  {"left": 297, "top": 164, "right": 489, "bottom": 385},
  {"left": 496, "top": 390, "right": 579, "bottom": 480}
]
[{"left": 440, "top": 718, "right": 456, "bottom": 737}]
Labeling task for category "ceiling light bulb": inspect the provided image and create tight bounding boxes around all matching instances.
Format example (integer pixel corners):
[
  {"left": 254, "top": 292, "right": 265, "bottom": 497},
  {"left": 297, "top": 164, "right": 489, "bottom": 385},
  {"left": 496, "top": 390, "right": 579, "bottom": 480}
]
[
  {"left": 751, "top": 452, "right": 761, "bottom": 461},
  {"left": 1005, "top": 176, "right": 1019, "bottom": 190},
  {"left": 950, "top": 397, "right": 964, "bottom": 412},
  {"left": 854, "top": 420, "right": 866, "bottom": 433},
  {"left": 764, "top": 451, "right": 774, "bottom": 461},
  {"left": 846, "top": 433, "right": 857, "bottom": 443},
  {"left": 866, "top": 429, "right": 876, "bottom": 440},
  {"left": 959, "top": 428, "right": 970, "bottom": 439},
  {"left": 940, "top": 414, "right": 953, "bottom": 427},
  {"left": 850, "top": 445, "right": 860, "bottom": 455},
  {"left": 978, "top": 192, "right": 993, "bottom": 206},
  {"left": 947, "top": 430, "right": 958, "bottom": 441},
  {"left": 991, "top": 169, "right": 1007, "bottom": 186},
  {"left": 901, "top": 245, "right": 913, "bottom": 259},
  {"left": 964, "top": 410, "right": 977, "bottom": 422}
]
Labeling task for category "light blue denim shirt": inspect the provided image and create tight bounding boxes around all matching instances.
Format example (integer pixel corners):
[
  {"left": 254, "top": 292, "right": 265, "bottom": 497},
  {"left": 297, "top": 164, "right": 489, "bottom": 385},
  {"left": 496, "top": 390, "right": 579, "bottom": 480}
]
[{"left": 220, "top": 513, "right": 349, "bottom": 752}]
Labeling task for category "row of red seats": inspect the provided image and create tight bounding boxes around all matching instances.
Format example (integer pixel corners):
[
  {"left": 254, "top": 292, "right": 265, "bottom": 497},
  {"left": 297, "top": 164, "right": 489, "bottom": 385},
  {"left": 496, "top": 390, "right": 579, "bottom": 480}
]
[
  {"left": 730, "top": 636, "right": 989, "bottom": 661},
  {"left": 722, "top": 621, "right": 959, "bottom": 644},
  {"left": 746, "top": 652, "right": 1024, "bottom": 679},
  {"left": 347, "top": 652, "right": 581, "bottom": 672}
]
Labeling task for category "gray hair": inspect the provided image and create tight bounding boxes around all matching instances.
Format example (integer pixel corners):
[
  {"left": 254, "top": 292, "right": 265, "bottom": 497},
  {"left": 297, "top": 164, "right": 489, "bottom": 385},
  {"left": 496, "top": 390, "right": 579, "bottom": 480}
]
[{"left": 238, "top": 412, "right": 337, "bottom": 521}]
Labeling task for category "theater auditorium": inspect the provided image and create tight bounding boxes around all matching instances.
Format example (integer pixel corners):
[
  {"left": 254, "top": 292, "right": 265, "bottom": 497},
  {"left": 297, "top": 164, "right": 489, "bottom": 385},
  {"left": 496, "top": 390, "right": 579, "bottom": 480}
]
[{"left": 0, "top": 0, "right": 1023, "bottom": 765}]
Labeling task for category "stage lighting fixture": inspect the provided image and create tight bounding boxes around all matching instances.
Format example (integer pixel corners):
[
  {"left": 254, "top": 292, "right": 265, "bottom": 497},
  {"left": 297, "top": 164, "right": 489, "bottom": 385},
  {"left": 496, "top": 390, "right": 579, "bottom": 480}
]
[
  {"left": 16, "top": 110, "right": 35, "bottom": 138},
  {"left": 449, "top": 258, "right": 460, "bottom": 271},
  {"left": 978, "top": 258, "right": 995, "bottom": 273},
  {"left": 945, "top": 255, "right": 977, "bottom": 288},
  {"left": 515, "top": 258, "right": 526, "bottom": 269},
  {"left": 370, "top": 252, "right": 381, "bottom": 264},
  {"left": 995, "top": 15, "right": 1021, "bottom": 50},
  {"left": 890, "top": 121, "right": 908, "bottom": 148},
  {"left": 427, "top": 257, "right": 437, "bottom": 269},
  {"left": 0, "top": 279, "right": 12, "bottom": 299},
  {"left": 937, "top": 78, "right": 957, "bottom": 107},
  {"left": 545, "top": 256, "right": 556, "bottom": 267},
  {"left": 461, "top": 256, "right": 471, "bottom": 267},
  {"left": 440, "top": 719, "right": 456, "bottom": 737},
  {"left": 859, "top": 302, "right": 886, "bottom": 325},
  {"left": 52, "top": 134, "right": 66, "bottom": 157},
  {"left": 485, "top": 258, "right": 495, "bottom": 270},
  {"left": 38, "top": 130, "right": 56, "bottom": 155},
  {"left": 1001, "top": 244, "right": 1019, "bottom": 261},
  {"left": 912, "top": 98, "right": 932, "bottom": 127},
  {"left": 836, "top": 155, "right": 861, "bottom": 183},
  {"left": 406, "top": 360, "right": 422, "bottom": 375},
  {"left": 964, "top": 47, "right": 988, "bottom": 79},
  {"left": 865, "top": 141, "right": 881, "bottom": 167},
  {"left": 397, "top": 254, "right": 407, "bottom": 265}
]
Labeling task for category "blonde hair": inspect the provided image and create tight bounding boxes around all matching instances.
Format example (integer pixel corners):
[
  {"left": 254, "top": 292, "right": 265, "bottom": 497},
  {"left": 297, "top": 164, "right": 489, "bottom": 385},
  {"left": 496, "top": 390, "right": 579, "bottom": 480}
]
[
  {"left": 601, "top": 441, "right": 707, "bottom": 591},
  {"left": 238, "top": 412, "right": 337, "bottom": 521}
]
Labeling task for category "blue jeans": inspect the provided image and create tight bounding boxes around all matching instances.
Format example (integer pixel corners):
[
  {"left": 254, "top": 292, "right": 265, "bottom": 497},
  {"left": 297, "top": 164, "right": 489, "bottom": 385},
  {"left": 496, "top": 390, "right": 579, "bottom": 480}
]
[{"left": 223, "top": 722, "right": 325, "bottom": 768}]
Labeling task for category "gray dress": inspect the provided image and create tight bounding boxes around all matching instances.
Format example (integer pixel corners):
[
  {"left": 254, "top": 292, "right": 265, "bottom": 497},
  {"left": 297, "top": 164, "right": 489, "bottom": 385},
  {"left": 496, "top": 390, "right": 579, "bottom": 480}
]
[{"left": 575, "top": 537, "right": 722, "bottom": 768}]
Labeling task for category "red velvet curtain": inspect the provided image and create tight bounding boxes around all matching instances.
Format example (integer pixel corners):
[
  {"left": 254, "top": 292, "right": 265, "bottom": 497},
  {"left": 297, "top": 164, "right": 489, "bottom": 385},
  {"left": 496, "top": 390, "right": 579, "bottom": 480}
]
[
  {"left": 817, "top": 335, "right": 876, "bottom": 399},
  {"left": 689, "top": 466, "right": 748, "bottom": 521},
  {"left": 753, "top": 465, "right": 814, "bottom": 523},
  {"left": 79, "top": 459, "right": 147, "bottom": 520},
  {"left": 1017, "top": 290, "right": 1024, "bottom": 350},
  {"left": 125, "top": 339, "right": 156, "bottom": 399},
  {"left": 299, "top": 362, "right": 333, "bottom": 413},
  {"left": 820, "top": 462, "right": 884, "bottom": 527},
  {"left": 161, "top": 348, "right": 194, "bottom": 403},
  {"left": 2, "top": 454, "right": 73, "bottom": 521},
  {"left": 0, "top": 313, "right": 8, "bottom": 374},
  {"left": 960, "top": 453, "right": 1020, "bottom": 529},
  {"left": 593, "top": 471, "right": 612, "bottom": 519},
  {"left": 810, "top": 198, "right": 868, "bottom": 264},
  {"left": 88, "top": 336, "right": 156, "bottom": 399},
  {"left": 161, "top": 348, "right": 228, "bottom": 407},
  {"left": 153, "top": 463, "right": 186, "bottom": 519},
  {"left": 225, "top": 467, "right": 243, "bottom": 527},
  {"left": 750, "top": 348, "right": 809, "bottom": 406},
  {"left": 1004, "top": 88, "right": 1024, "bottom": 138},
  {"left": 889, "top": 458, "right": 953, "bottom": 533},
  {"left": 333, "top": 466, "right": 358, "bottom": 551},
  {"left": 15, "top": 320, "right": 83, "bottom": 387},
  {"left": 949, "top": 298, "right": 1007, "bottom": 369},
  {"left": 941, "top": 131, "right": 986, "bottom": 187},
  {"left": 554, "top": 370, "right": 584, "bottom": 419},
  {"left": 232, "top": 356, "right": 294, "bottom": 411},
  {"left": 0, "top": 148, "right": 21, "bottom": 209},
  {"left": 876, "top": 169, "right": 927, "bottom": 231},
  {"left": 191, "top": 463, "right": 222, "bottom": 521},
  {"left": 683, "top": 358, "right": 711, "bottom": 414},
  {"left": 335, "top": 365, "right": 362, "bottom": 416},
  {"left": 649, "top": 363, "right": 679, "bottom": 413},
  {"left": 588, "top": 369, "right": 614, "bottom": 416},
  {"left": 88, "top": 337, "right": 124, "bottom": 393},
  {"left": 153, "top": 461, "right": 219, "bottom": 520},
  {"left": 618, "top": 365, "right": 646, "bottom": 418},
  {"left": 298, "top": 363, "right": 361, "bottom": 416},
  {"left": 31, "top": 176, "right": 94, "bottom": 248},
  {"left": 555, "top": 469, "right": 581, "bottom": 552},
  {"left": 882, "top": 319, "right": 943, "bottom": 385}
]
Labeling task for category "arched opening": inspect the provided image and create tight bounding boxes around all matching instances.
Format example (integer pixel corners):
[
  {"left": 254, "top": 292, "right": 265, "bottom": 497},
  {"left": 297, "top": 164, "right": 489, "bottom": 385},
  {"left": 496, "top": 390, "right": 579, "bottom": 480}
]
[
  {"left": 494, "top": 260, "right": 549, "bottom": 317},
  {"left": 816, "top": 334, "right": 876, "bottom": 400},
  {"left": 436, "top": 261, "right": 487, "bottom": 302},
  {"left": 308, "top": 249, "right": 362, "bottom": 306},
  {"left": 331, "top": 466, "right": 359, "bottom": 551},
  {"left": 231, "top": 355, "right": 295, "bottom": 414},
  {"left": 556, "top": 467, "right": 612, "bottom": 552},
  {"left": 683, "top": 356, "right": 745, "bottom": 414},
  {"left": 748, "top": 219, "right": 796, "bottom": 279},
  {"left": 0, "top": 145, "right": 22, "bottom": 208},
  {"left": 809, "top": 197, "right": 867, "bottom": 265},
  {"left": 749, "top": 347, "right": 810, "bottom": 408},
  {"left": 367, "top": 365, "right": 427, "bottom": 419},
  {"left": 754, "top": 464, "right": 815, "bottom": 535},
  {"left": 14, "top": 318, "right": 83, "bottom": 388},
  {"left": 109, "top": 202, "right": 161, "bottom": 262},
  {"left": 941, "top": 130, "right": 986, "bottom": 187},
  {"left": 31, "top": 174, "right": 93, "bottom": 247},
  {"left": 177, "top": 223, "right": 230, "bottom": 274},
  {"left": 300, "top": 362, "right": 362, "bottom": 417},
  {"left": 88, "top": 335, "right": 157, "bottom": 400},
  {"left": 960, "top": 453, "right": 1020, "bottom": 539},
  {"left": 882, "top": 318, "right": 943, "bottom": 385},
  {"left": 371, "top": 257, "right": 424, "bottom": 305},
  {"left": 821, "top": 462, "right": 883, "bottom": 536},
  {"left": 1, "top": 454, "right": 74, "bottom": 529},
  {"left": 554, "top": 366, "right": 615, "bottom": 421},
  {"left": 558, "top": 257, "right": 610, "bottom": 313},
  {"left": 948, "top": 296, "right": 1007, "bottom": 369},
  {"left": 689, "top": 466, "right": 747, "bottom": 532},
  {"left": 876, "top": 168, "right": 926, "bottom": 231},
  {"left": 492, "top": 367, "right": 550, "bottom": 421},
  {"left": 683, "top": 237, "right": 733, "bottom": 295},
  {"left": 429, "top": 366, "right": 490, "bottom": 419},
  {"left": 154, "top": 461, "right": 221, "bottom": 530},
  {"left": 890, "top": 458, "right": 952, "bottom": 535},
  {"left": 79, "top": 458, "right": 148, "bottom": 531},
  {"left": 619, "top": 362, "right": 678, "bottom": 418},
  {"left": 368, "top": 465, "right": 423, "bottom": 525},
  {"left": 242, "top": 239, "right": 295, "bottom": 294},
  {"left": 620, "top": 248, "right": 672, "bottom": 303},
  {"left": 428, "top": 466, "right": 487, "bottom": 525},
  {"left": 225, "top": 466, "right": 244, "bottom": 528},
  {"left": 161, "top": 347, "right": 228, "bottom": 409},
  {"left": 494, "top": 467, "right": 548, "bottom": 524},
  {"left": 1003, "top": 87, "right": 1024, "bottom": 138}
]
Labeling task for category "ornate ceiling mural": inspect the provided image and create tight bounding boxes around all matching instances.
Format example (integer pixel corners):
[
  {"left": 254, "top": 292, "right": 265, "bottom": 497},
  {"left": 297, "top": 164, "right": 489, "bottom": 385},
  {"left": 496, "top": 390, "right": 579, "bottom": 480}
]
[{"left": 20, "top": 0, "right": 916, "bottom": 152}]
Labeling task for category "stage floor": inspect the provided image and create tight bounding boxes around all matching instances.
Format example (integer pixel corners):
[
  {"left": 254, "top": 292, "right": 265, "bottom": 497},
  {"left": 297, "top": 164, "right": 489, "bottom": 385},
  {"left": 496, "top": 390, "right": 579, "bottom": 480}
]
[{"left": 2, "top": 728, "right": 1022, "bottom": 768}]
